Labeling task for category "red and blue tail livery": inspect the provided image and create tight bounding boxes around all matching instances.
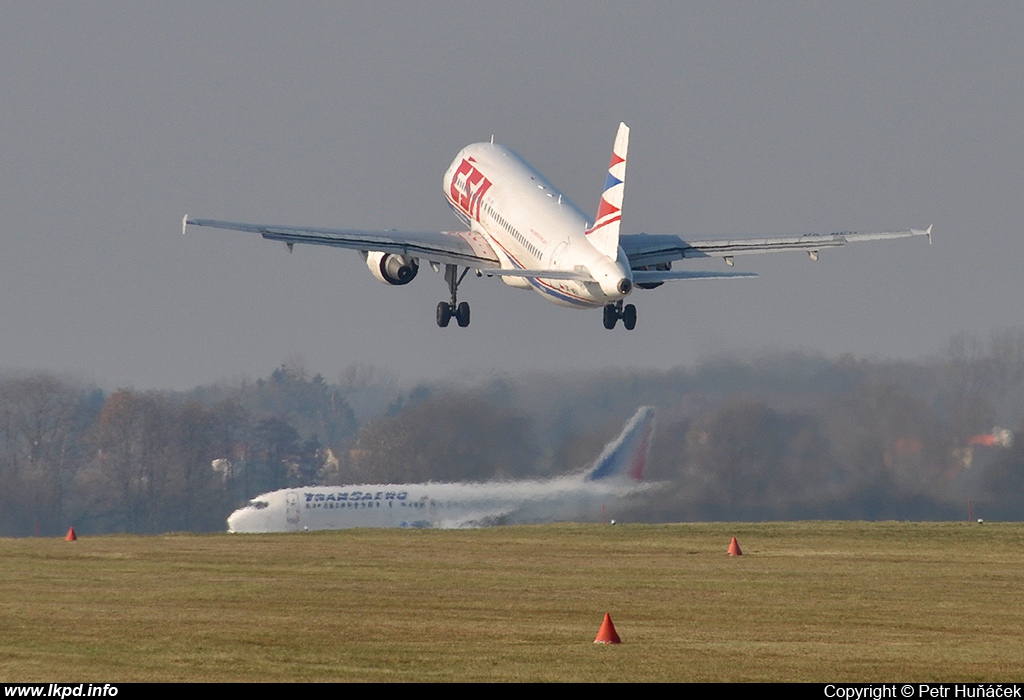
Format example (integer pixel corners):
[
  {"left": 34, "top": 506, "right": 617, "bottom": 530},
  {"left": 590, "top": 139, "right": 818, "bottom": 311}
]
[
  {"left": 586, "top": 122, "right": 629, "bottom": 259},
  {"left": 585, "top": 405, "right": 654, "bottom": 483}
]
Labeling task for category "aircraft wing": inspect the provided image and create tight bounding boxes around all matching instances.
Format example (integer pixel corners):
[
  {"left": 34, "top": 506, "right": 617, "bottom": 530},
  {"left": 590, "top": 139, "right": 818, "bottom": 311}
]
[
  {"left": 621, "top": 226, "right": 932, "bottom": 269},
  {"left": 437, "top": 509, "right": 518, "bottom": 529},
  {"left": 183, "top": 216, "right": 501, "bottom": 269}
]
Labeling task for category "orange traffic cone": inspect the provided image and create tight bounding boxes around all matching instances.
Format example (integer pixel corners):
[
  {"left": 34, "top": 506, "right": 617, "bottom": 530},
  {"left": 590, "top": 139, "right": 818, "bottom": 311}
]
[
  {"left": 728, "top": 537, "right": 742, "bottom": 556},
  {"left": 594, "top": 613, "right": 621, "bottom": 644},
  {"left": 65, "top": 527, "right": 77, "bottom": 541}
]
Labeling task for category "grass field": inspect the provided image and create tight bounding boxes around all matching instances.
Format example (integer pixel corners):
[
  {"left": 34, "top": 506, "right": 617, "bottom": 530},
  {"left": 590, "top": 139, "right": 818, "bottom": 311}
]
[{"left": 2, "top": 522, "right": 1022, "bottom": 682}]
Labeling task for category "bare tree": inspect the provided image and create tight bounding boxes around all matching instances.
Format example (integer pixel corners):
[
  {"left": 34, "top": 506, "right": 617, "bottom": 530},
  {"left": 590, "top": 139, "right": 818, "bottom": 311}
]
[{"left": 0, "top": 374, "right": 94, "bottom": 535}]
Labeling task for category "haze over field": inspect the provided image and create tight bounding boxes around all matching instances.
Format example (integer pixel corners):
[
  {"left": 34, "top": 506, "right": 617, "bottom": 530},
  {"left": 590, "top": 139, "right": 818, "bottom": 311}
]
[
  {"left": 2, "top": 3, "right": 1022, "bottom": 389},
  {"left": 3, "top": 333, "right": 1024, "bottom": 535}
]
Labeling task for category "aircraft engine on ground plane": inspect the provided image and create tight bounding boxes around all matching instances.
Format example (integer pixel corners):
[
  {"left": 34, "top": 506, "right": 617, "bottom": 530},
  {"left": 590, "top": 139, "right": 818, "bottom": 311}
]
[{"left": 364, "top": 251, "right": 419, "bottom": 285}]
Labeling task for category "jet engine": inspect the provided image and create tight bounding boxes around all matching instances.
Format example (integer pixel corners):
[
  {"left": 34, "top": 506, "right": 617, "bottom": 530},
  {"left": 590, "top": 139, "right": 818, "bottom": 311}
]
[
  {"left": 364, "top": 251, "right": 419, "bottom": 286},
  {"left": 634, "top": 262, "right": 671, "bottom": 289}
]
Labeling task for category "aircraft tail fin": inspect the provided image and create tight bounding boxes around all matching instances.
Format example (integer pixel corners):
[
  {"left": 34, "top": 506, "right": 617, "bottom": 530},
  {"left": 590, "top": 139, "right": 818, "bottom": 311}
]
[
  {"left": 584, "top": 406, "right": 655, "bottom": 483},
  {"left": 586, "top": 122, "right": 629, "bottom": 259}
]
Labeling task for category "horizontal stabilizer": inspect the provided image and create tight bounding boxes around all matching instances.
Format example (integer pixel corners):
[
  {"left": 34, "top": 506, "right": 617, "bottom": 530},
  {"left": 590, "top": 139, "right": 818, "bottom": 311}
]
[
  {"left": 485, "top": 268, "right": 594, "bottom": 281},
  {"left": 631, "top": 269, "right": 757, "bottom": 284}
]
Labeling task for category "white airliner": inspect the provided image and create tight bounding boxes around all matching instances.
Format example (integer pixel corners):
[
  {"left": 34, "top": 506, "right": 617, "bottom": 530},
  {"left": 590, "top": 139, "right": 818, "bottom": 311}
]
[
  {"left": 184, "top": 123, "right": 931, "bottom": 330},
  {"left": 227, "top": 406, "right": 656, "bottom": 532}
]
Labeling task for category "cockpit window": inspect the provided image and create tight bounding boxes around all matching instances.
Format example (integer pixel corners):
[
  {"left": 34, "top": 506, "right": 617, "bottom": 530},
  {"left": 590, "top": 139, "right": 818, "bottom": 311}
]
[{"left": 248, "top": 500, "right": 269, "bottom": 510}]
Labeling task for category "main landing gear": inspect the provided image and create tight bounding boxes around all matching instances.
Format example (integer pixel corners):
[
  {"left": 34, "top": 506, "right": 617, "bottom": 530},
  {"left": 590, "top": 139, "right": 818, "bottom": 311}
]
[
  {"left": 437, "top": 264, "right": 471, "bottom": 328},
  {"left": 603, "top": 301, "right": 637, "bottom": 330}
]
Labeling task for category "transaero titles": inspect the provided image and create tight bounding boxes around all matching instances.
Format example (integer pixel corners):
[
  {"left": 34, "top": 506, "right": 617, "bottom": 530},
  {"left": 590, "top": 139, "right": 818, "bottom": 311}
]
[
  {"left": 824, "top": 686, "right": 1021, "bottom": 699},
  {"left": 305, "top": 490, "right": 409, "bottom": 503}
]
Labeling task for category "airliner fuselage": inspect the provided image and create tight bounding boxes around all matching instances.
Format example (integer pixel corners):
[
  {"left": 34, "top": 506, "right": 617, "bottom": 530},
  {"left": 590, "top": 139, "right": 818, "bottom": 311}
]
[
  {"left": 227, "top": 406, "right": 658, "bottom": 532},
  {"left": 184, "top": 121, "right": 930, "bottom": 331},
  {"left": 227, "top": 476, "right": 648, "bottom": 532},
  {"left": 443, "top": 143, "right": 633, "bottom": 309}
]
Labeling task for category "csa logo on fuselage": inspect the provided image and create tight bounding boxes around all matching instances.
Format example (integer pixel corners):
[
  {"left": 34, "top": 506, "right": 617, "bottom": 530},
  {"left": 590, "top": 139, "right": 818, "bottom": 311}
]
[{"left": 450, "top": 157, "right": 493, "bottom": 222}]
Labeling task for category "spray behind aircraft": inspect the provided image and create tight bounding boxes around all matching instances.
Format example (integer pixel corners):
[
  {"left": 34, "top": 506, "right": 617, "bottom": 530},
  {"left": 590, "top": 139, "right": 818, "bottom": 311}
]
[{"left": 227, "top": 406, "right": 657, "bottom": 532}]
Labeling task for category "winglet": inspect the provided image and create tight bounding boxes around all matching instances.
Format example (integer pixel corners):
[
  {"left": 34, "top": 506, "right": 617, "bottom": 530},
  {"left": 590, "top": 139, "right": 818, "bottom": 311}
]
[
  {"left": 926, "top": 224, "right": 933, "bottom": 244},
  {"left": 182, "top": 214, "right": 190, "bottom": 236},
  {"left": 586, "top": 122, "right": 629, "bottom": 259}
]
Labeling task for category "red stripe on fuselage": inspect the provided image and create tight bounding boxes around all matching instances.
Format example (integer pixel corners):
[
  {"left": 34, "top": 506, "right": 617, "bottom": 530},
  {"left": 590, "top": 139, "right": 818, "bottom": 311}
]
[{"left": 585, "top": 214, "right": 622, "bottom": 236}]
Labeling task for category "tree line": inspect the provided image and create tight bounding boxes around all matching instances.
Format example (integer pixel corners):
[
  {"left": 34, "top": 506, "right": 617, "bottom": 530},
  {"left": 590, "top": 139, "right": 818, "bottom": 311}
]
[{"left": 2, "top": 330, "right": 1023, "bottom": 535}]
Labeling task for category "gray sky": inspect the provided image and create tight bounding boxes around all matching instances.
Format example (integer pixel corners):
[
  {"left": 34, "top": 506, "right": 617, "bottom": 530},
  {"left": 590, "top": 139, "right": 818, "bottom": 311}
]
[{"left": 2, "top": 2, "right": 1021, "bottom": 390}]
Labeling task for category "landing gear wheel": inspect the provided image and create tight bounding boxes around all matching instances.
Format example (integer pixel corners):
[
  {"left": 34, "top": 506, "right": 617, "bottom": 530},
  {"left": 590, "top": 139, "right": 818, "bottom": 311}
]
[
  {"left": 437, "top": 264, "right": 472, "bottom": 328},
  {"left": 622, "top": 304, "right": 637, "bottom": 330},
  {"left": 603, "top": 304, "right": 618, "bottom": 330},
  {"left": 456, "top": 301, "right": 471, "bottom": 327},
  {"left": 436, "top": 301, "right": 452, "bottom": 328}
]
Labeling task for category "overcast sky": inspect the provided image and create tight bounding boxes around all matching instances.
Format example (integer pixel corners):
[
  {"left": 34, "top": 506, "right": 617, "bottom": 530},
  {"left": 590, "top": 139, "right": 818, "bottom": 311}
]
[{"left": 2, "top": 2, "right": 1021, "bottom": 390}]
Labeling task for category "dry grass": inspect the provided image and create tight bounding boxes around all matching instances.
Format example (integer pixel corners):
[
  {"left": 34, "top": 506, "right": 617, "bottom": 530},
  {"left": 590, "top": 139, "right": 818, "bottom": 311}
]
[{"left": 1, "top": 522, "right": 1022, "bottom": 682}]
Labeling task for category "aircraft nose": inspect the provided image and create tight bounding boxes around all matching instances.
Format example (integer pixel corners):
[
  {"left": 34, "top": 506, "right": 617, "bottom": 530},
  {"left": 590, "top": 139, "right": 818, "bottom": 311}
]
[{"left": 226, "top": 504, "right": 251, "bottom": 533}]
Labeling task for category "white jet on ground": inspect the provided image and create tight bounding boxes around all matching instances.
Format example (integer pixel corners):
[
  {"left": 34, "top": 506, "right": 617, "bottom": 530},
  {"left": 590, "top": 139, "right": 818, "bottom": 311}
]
[
  {"left": 184, "top": 123, "right": 931, "bottom": 330},
  {"left": 227, "top": 406, "right": 657, "bottom": 532}
]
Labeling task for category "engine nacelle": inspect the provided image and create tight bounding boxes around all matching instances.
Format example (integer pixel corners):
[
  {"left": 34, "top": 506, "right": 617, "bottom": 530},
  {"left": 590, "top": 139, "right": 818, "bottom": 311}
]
[
  {"left": 500, "top": 275, "right": 533, "bottom": 290},
  {"left": 364, "top": 251, "right": 419, "bottom": 286},
  {"left": 635, "top": 262, "right": 671, "bottom": 290}
]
